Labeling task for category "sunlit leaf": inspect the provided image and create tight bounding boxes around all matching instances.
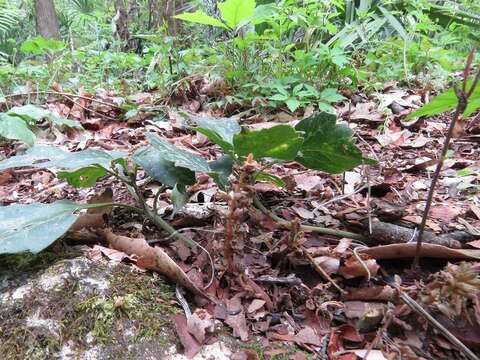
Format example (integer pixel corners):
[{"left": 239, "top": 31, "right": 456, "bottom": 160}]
[
  {"left": 174, "top": 10, "right": 229, "bottom": 29},
  {"left": 295, "top": 112, "right": 375, "bottom": 173},
  {"left": 233, "top": 125, "right": 303, "bottom": 161},
  {"left": 58, "top": 166, "right": 107, "bottom": 188},
  {"left": 218, "top": 0, "right": 256, "bottom": 29}
]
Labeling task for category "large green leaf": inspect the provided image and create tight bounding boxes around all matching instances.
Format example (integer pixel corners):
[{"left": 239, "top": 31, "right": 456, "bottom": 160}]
[
  {"left": 132, "top": 145, "right": 196, "bottom": 187},
  {"left": 233, "top": 125, "right": 303, "bottom": 161},
  {"left": 0, "top": 200, "right": 79, "bottom": 254},
  {"left": 218, "top": 0, "right": 256, "bottom": 29},
  {"left": 146, "top": 133, "right": 211, "bottom": 173},
  {"left": 7, "top": 104, "right": 83, "bottom": 130},
  {"left": 192, "top": 116, "right": 241, "bottom": 154},
  {"left": 295, "top": 112, "right": 375, "bottom": 173},
  {"left": 209, "top": 155, "right": 234, "bottom": 190},
  {"left": 57, "top": 166, "right": 107, "bottom": 188},
  {"left": 0, "top": 113, "right": 36, "bottom": 146},
  {"left": 7, "top": 104, "right": 51, "bottom": 123},
  {"left": 174, "top": 10, "right": 229, "bottom": 29},
  {"left": 0, "top": 145, "right": 125, "bottom": 171},
  {"left": 408, "top": 81, "right": 480, "bottom": 119}
]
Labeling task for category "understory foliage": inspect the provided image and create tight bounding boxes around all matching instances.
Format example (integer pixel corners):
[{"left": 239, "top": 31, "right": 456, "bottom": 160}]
[
  {"left": 0, "top": 110, "right": 374, "bottom": 254},
  {"left": 0, "top": 0, "right": 478, "bottom": 112}
]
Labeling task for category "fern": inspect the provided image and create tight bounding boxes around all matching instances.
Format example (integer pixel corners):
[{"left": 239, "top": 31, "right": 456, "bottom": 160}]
[{"left": 0, "top": 1, "right": 19, "bottom": 39}]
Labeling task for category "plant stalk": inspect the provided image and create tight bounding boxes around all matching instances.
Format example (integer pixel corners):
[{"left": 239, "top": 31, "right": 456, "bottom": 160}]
[
  {"left": 412, "top": 64, "right": 480, "bottom": 269},
  {"left": 253, "top": 194, "right": 366, "bottom": 241}
]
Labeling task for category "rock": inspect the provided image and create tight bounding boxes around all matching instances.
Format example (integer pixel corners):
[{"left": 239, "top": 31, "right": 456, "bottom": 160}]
[{"left": 0, "top": 249, "right": 235, "bottom": 359}]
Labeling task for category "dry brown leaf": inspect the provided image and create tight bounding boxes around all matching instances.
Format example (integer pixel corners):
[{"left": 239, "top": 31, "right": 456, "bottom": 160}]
[{"left": 362, "top": 243, "right": 480, "bottom": 260}]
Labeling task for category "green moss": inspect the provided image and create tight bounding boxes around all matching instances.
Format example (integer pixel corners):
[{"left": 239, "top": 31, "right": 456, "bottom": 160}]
[{"left": 0, "top": 257, "right": 179, "bottom": 359}]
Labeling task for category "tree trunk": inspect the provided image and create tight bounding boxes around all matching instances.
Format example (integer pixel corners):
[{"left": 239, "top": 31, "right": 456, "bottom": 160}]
[{"left": 34, "top": 0, "right": 60, "bottom": 39}]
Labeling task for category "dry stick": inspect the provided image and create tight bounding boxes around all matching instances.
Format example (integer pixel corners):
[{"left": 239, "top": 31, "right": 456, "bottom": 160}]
[
  {"left": 413, "top": 66, "right": 480, "bottom": 269},
  {"left": 5, "top": 90, "right": 122, "bottom": 109},
  {"left": 302, "top": 247, "right": 347, "bottom": 294},
  {"left": 396, "top": 288, "right": 480, "bottom": 360},
  {"left": 253, "top": 194, "right": 366, "bottom": 241}
]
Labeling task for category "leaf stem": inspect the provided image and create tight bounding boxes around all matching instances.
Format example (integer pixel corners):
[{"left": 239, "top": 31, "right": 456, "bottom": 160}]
[
  {"left": 412, "top": 63, "right": 479, "bottom": 269},
  {"left": 253, "top": 194, "right": 366, "bottom": 241}
]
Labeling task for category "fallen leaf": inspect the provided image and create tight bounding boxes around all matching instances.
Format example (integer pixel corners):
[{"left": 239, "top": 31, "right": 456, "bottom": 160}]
[
  {"left": 187, "top": 308, "right": 215, "bottom": 344},
  {"left": 361, "top": 243, "right": 480, "bottom": 260},
  {"left": 339, "top": 257, "right": 379, "bottom": 279},
  {"left": 172, "top": 314, "right": 202, "bottom": 358},
  {"left": 296, "top": 326, "right": 321, "bottom": 346},
  {"left": 226, "top": 297, "right": 249, "bottom": 341},
  {"left": 247, "top": 299, "right": 266, "bottom": 314}
]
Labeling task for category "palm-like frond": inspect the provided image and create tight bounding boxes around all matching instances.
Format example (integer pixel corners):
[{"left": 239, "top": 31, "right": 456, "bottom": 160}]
[{"left": 0, "top": 1, "right": 20, "bottom": 38}]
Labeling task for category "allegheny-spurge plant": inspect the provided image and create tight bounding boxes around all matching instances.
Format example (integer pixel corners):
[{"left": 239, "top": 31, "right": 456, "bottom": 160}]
[{"left": 0, "top": 111, "right": 375, "bottom": 262}]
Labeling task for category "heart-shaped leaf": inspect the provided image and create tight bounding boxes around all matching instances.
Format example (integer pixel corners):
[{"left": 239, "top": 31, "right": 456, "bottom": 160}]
[
  {"left": 0, "top": 113, "right": 36, "bottom": 146},
  {"left": 233, "top": 125, "right": 303, "bottom": 161},
  {"left": 146, "top": 133, "right": 211, "bottom": 173},
  {"left": 295, "top": 112, "right": 375, "bottom": 173},
  {"left": 0, "top": 200, "right": 80, "bottom": 254},
  {"left": 192, "top": 116, "right": 241, "bottom": 154},
  {"left": 218, "top": 0, "right": 256, "bottom": 29},
  {"left": 132, "top": 145, "right": 196, "bottom": 187}
]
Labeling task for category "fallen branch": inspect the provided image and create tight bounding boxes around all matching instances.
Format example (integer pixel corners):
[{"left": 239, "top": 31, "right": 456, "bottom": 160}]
[{"left": 364, "top": 218, "right": 464, "bottom": 249}]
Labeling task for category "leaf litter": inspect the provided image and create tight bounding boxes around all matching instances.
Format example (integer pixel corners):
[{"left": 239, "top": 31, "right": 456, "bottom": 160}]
[{"left": 1, "top": 80, "right": 480, "bottom": 359}]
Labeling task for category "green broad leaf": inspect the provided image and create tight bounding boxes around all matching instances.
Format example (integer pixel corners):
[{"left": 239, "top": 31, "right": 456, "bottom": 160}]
[
  {"left": 0, "top": 200, "right": 80, "bottom": 254},
  {"left": 407, "top": 88, "right": 457, "bottom": 119},
  {"left": 58, "top": 166, "right": 107, "bottom": 188},
  {"left": 146, "top": 133, "right": 211, "bottom": 173},
  {"left": 174, "top": 10, "right": 229, "bottom": 29},
  {"left": 320, "top": 88, "right": 346, "bottom": 103},
  {"left": 218, "top": 0, "right": 256, "bottom": 29},
  {"left": 286, "top": 98, "right": 301, "bottom": 112},
  {"left": 192, "top": 116, "right": 241, "bottom": 154},
  {"left": 0, "top": 113, "right": 36, "bottom": 146},
  {"left": 0, "top": 145, "right": 125, "bottom": 171},
  {"left": 209, "top": 155, "right": 234, "bottom": 190},
  {"left": 171, "top": 184, "right": 188, "bottom": 213},
  {"left": 7, "top": 104, "right": 51, "bottom": 123},
  {"left": 49, "top": 115, "right": 84, "bottom": 130},
  {"left": 20, "top": 37, "right": 65, "bottom": 55},
  {"left": 295, "top": 112, "right": 375, "bottom": 174},
  {"left": 270, "top": 93, "right": 289, "bottom": 101},
  {"left": 132, "top": 145, "right": 196, "bottom": 187},
  {"left": 254, "top": 171, "right": 285, "bottom": 187},
  {"left": 233, "top": 125, "right": 303, "bottom": 161},
  {"left": 408, "top": 81, "right": 480, "bottom": 119}
]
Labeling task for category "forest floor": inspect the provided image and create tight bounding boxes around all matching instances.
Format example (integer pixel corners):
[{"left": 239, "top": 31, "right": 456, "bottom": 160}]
[{"left": 1, "top": 79, "right": 480, "bottom": 360}]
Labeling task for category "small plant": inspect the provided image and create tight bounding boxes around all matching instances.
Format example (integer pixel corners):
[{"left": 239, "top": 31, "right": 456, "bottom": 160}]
[{"left": 0, "top": 111, "right": 374, "bottom": 255}]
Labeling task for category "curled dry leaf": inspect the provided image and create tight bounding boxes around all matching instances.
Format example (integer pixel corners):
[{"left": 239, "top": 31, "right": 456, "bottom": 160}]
[{"left": 97, "top": 228, "right": 207, "bottom": 299}]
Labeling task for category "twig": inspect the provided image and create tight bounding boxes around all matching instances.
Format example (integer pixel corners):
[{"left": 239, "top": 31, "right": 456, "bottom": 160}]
[
  {"left": 301, "top": 246, "right": 347, "bottom": 294},
  {"left": 395, "top": 287, "right": 480, "bottom": 360},
  {"left": 253, "top": 194, "right": 366, "bottom": 241},
  {"left": 5, "top": 90, "right": 122, "bottom": 109},
  {"left": 413, "top": 56, "right": 479, "bottom": 269}
]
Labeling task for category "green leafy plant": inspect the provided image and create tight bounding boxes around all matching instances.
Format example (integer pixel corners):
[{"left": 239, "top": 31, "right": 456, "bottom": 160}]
[
  {"left": 175, "top": 0, "right": 256, "bottom": 31},
  {"left": 0, "top": 112, "right": 373, "bottom": 255},
  {"left": 0, "top": 104, "right": 83, "bottom": 146}
]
